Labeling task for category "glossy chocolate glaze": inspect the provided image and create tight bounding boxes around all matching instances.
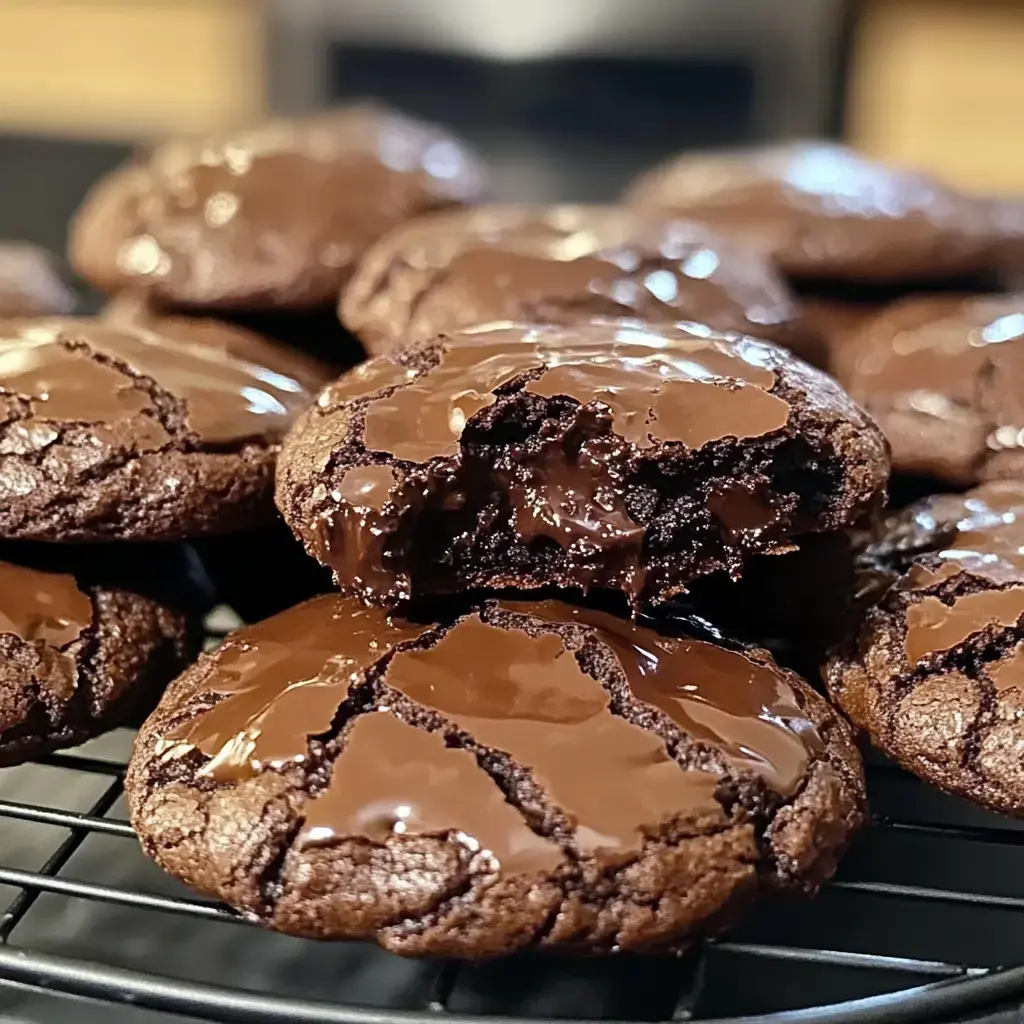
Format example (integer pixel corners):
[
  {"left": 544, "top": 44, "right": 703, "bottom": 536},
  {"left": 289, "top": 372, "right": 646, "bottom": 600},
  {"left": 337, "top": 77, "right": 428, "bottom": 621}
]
[
  {"left": 162, "top": 598, "right": 821, "bottom": 868},
  {"left": 340, "top": 204, "right": 799, "bottom": 352},
  {"left": 880, "top": 483, "right": 1024, "bottom": 665},
  {"left": 72, "top": 105, "right": 486, "bottom": 310},
  {"left": 0, "top": 316, "right": 316, "bottom": 446},
  {"left": 317, "top": 320, "right": 792, "bottom": 604},
  {"left": 626, "top": 142, "right": 1007, "bottom": 283}
]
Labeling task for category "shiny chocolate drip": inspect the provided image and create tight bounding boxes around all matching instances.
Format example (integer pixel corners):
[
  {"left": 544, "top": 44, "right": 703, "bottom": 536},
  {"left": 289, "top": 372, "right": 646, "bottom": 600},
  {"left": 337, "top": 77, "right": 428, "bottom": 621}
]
[
  {"left": 0, "top": 560, "right": 93, "bottom": 698},
  {"left": 897, "top": 482, "right": 1024, "bottom": 665},
  {"left": 0, "top": 317, "right": 315, "bottom": 445},
  {"left": 520, "top": 601, "right": 821, "bottom": 795},
  {"left": 300, "top": 711, "right": 563, "bottom": 872},
  {"left": 384, "top": 614, "right": 723, "bottom": 861},
  {"left": 163, "top": 596, "right": 429, "bottom": 780},
  {"left": 341, "top": 203, "right": 799, "bottom": 352}
]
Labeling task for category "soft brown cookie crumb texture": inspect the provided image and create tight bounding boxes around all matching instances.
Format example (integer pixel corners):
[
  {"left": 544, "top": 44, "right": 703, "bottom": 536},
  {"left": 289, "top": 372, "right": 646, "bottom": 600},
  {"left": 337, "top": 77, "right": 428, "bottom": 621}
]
[
  {"left": 827, "top": 481, "right": 1024, "bottom": 816},
  {"left": 339, "top": 203, "right": 805, "bottom": 357},
  {"left": 0, "top": 545, "right": 199, "bottom": 765},
  {"left": 0, "top": 315, "right": 326, "bottom": 542},
  {"left": 623, "top": 141, "right": 1020, "bottom": 285},
  {"left": 70, "top": 104, "right": 487, "bottom": 312},
  {"left": 832, "top": 294, "right": 1024, "bottom": 486},
  {"left": 127, "top": 596, "right": 864, "bottom": 958},
  {"left": 276, "top": 319, "right": 888, "bottom": 610}
]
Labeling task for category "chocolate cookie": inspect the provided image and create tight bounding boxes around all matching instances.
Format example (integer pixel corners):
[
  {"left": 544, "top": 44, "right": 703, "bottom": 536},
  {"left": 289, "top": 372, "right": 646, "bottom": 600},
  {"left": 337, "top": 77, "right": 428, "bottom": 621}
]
[
  {"left": 127, "top": 596, "right": 864, "bottom": 957},
  {"left": 276, "top": 319, "right": 889, "bottom": 609},
  {"left": 826, "top": 481, "right": 1024, "bottom": 816},
  {"left": 832, "top": 294, "right": 1024, "bottom": 485},
  {"left": 339, "top": 204, "right": 802, "bottom": 355},
  {"left": 624, "top": 142, "right": 1011, "bottom": 290},
  {"left": 799, "top": 299, "right": 880, "bottom": 370},
  {"left": 0, "top": 243, "right": 76, "bottom": 317},
  {"left": 0, "top": 316, "right": 324, "bottom": 541},
  {"left": 0, "top": 545, "right": 199, "bottom": 765},
  {"left": 70, "top": 105, "right": 486, "bottom": 312}
]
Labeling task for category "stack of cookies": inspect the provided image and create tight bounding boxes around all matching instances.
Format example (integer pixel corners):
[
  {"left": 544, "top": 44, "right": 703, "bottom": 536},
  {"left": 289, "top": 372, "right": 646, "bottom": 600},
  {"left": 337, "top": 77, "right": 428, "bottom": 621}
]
[
  {"left": 46, "top": 108, "right": 1024, "bottom": 959},
  {"left": 0, "top": 306, "right": 331, "bottom": 764}
]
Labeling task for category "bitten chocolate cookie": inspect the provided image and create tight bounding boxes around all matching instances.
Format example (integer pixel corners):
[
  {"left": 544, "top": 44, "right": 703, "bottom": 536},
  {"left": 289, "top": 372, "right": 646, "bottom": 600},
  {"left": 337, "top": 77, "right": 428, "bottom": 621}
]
[
  {"left": 832, "top": 294, "right": 1024, "bottom": 485},
  {"left": 70, "top": 105, "right": 486, "bottom": 312},
  {"left": 0, "top": 316, "right": 324, "bottom": 541},
  {"left": 127, "top": 596, "right": 864, "bottom": 957},
  {"left": 624, "top": 142, "right": 1013, "bottom": 291},
  {"left": 277, "top": 319, "right": 889, "bottom": 609},
  {"left": 827, "top": 482, "right": 1024, "bottom": 816},
  {"left": 0, "top": 546, "right": 199, "bottom": 764},
  {"left": 339, "top": 204, "right": 802, "bottom": 355},
  {"left": 0, "top": 243, "right": 76, "bottom": 317}
]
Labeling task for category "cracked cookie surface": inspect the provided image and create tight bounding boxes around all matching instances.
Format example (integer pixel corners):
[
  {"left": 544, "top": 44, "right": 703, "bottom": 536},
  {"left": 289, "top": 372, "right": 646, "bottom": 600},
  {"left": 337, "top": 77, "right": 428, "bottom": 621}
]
[
  {"left": 0, "top": 315, "right": 326, "bottom": 541},
  {"left": 70, "top": 105, "right": 486, "bottom": 312},
  {"left": 127, "top": 596, "right": 864, "bottom": 957},
  {"left": 0, "top": 543, "right": 200, "bottom": 764},
  {"left": 832, "top": 294, "right": 1024, "bottom": 485},
  {"left": 826, "top": 481, "right": 1024, "bottom": 815},
  {"left": 276, "top": 319, "right": 889, "bottom": 609},
  {"left": 339, "top": 204, "right": 802, "bottom": 356}
]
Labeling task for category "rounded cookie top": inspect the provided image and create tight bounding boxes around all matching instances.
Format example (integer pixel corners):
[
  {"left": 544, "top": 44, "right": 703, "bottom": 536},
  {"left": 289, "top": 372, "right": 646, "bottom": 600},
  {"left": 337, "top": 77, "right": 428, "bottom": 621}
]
[
  {"left": 0, "top": 546, "right": 198, "bottom": 765},
  {"left": 277, "top": 319, "right": 888, "bottom": 608},
  {"left": 624, "top": 142, "right": 1006, "bottom": 283},
  {"left": 70, "top": 105, "right": 487, "bottom": 311},
  {"left": 0, "top": 316, "right": 325, "bottom": 541},
  {"left": 339, "top": 204, "right": 800, "bottom": 354},
  {"left": 0, "top": 244, "right": 76, "bottom": 317},
  {"left": 833, "top": 294, "right": 1024, "bottom": 485},
  {"left": 127, "top": 595, "right": 864, "bottom": 957},
  {"left": 827, "top": 481, "right": 1024, "bottom": 816}
]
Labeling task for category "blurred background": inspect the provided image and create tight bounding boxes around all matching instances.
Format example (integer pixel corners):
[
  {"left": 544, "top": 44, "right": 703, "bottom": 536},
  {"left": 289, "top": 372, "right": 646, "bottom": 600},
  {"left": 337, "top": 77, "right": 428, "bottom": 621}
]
[{"left": 1, "top": 0, "right": 1022, "bottom": 261}]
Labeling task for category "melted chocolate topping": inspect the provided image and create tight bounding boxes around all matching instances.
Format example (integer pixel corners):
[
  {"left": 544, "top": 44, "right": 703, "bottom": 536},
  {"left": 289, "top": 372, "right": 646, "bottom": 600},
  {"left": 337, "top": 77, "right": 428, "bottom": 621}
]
[
  {"left": 625, "top": 142, "right": 1004, "bottom": 281},
  {"left": 355, "top": 322, "right": 786, "bottom": 463},
  {"left": 301, "top": 712, "right": 563, "bottom": 871},
  {"left": 340, "top": 204, "right": 799, "bottom": 351},
  {"left": 0, "top": 317, "right": 314, "bottom": 445},
  {"left": 163, "top": 598, "right": 429, "bottom": 781},
  {"left": 896, "top": 483, "right": 1024, "bottom": 664},
  {"left": 76, "top": 105, "right": 486, "bottom": 309},
  {"left": 839, "top": 296, "right": 1024, "bottom": 460},
  {"left": 318, "top": 321, "right": 792, "bottom": 601},
  {"left": 520, "top": 602, "right": 821, "bottom": 795},
  {"left": 0, "top": 560, "right": 93, "bottom": 697},
  {"left": 164, "top": 597, "right": 821, "bottom": 866}
]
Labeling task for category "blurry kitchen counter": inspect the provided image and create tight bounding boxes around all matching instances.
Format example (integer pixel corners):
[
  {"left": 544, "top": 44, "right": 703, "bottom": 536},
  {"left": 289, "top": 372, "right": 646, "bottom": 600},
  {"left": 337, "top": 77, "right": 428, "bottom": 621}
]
[
  {"left": 850, "top": 0, "right": 1024, "bottom": 196},
  {"left": 0, "top": 0, "right": 264, "bottom": 139}
]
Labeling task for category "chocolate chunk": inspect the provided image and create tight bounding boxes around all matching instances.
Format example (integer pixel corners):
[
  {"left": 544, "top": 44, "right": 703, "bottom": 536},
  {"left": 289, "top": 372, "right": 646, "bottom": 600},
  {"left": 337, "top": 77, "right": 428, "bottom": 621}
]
[
  {"left": 70, "top": 105, "right": 487, "bottom": 312},
  {"left": 827, "top": 481, "right": 1024, "bottom": 816},
  {"left": 339, "top": 204, "right": 802, "bottom": 355},
  {"left": 276, "top": 319, "right": 888, "bottom": 609},
  {"left": 624, "top": 142, "right": 1012, "bottom": 285},
  {"left": 0, "top": 243, "right": 76, "bottom": 317},
  {"left": 0, "top": 315, "right": 329, "bottom": 541},
  {"left": 0, "top": 543, "right": 199, "bottom": 765},
  {"left": 833, "top": 294, "right": 1024, "bottom": 485},
  {"left": 127, "top": 596, "right": 864, "bottom": 956}
]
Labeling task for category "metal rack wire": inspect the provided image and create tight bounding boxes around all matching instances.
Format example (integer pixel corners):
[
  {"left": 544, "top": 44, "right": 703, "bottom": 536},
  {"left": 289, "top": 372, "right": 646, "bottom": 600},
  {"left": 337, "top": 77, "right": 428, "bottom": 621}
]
[{"left": 0, "top": 743, "right": 1021, "bottom": 1024}]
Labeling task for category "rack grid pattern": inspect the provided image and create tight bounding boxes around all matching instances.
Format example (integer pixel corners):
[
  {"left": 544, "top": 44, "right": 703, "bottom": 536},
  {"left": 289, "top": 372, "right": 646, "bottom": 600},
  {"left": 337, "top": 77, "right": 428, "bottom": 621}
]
[{"left": 0, "top": 749, "right": 1020, "bottom": 1023}]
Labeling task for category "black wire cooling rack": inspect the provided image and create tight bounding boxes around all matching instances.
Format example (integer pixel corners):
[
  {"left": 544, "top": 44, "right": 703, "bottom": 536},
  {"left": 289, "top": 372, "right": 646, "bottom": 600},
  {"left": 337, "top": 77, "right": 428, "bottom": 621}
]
[{"left": 1, "top": 645, "right": 1024, "bottom": 1023}]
